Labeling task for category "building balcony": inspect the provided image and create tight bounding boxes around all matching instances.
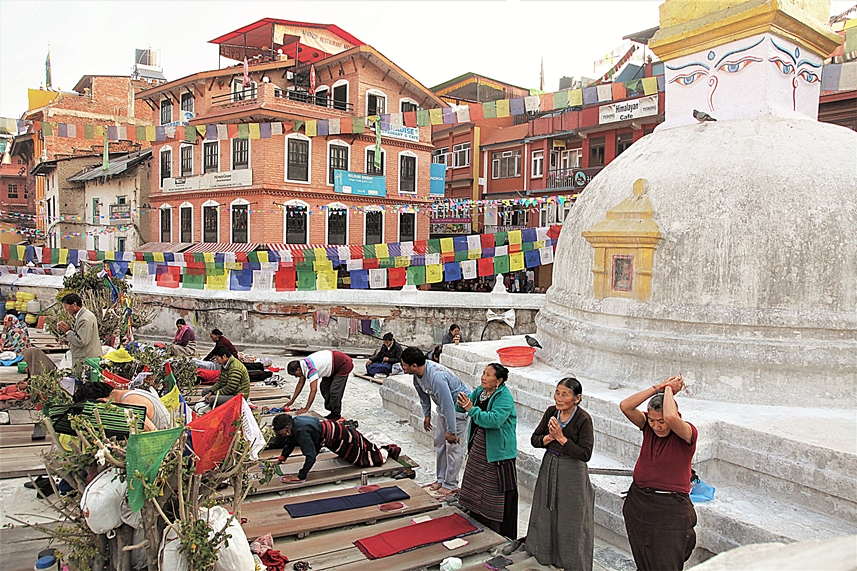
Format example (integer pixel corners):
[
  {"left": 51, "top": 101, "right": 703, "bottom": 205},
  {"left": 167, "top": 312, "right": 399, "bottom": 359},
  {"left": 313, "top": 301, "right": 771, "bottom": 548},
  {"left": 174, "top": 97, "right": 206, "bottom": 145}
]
[
  {"left": 544, "top": 166, "right": 603, "bottom": 191},
  {"left": 207, "top": 82, "right": 354, "bottom": 119}
]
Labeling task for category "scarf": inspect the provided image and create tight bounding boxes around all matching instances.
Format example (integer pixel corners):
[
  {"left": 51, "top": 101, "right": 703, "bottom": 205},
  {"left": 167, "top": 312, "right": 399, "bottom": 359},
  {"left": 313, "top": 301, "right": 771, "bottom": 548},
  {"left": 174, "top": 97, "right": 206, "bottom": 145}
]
[{"left": 174, "top": 325, "right": 190, "bottom": 343}]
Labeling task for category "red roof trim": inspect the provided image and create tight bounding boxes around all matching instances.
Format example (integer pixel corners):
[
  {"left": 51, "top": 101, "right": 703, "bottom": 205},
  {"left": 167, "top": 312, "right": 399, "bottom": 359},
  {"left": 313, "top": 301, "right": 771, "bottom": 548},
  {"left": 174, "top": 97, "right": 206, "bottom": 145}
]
[{"left": 208, "top": 19, "right": 363, "bottom": 48}]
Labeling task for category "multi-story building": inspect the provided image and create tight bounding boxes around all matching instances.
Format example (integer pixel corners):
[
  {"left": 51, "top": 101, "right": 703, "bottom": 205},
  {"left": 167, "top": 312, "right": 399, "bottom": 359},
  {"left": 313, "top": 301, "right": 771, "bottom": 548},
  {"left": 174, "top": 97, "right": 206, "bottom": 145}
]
[
  {"left": 139, "top": 19, "right": 446, "bottom": 250},
  {"left": 0, "top": 135, "right": 36, "bottom": 235}
]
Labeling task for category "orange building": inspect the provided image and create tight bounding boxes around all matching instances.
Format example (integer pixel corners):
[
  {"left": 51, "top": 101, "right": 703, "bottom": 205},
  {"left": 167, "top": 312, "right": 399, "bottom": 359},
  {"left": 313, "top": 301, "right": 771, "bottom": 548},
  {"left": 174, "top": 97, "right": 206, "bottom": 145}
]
[{"left": 139, "top": 19, "right": 446, "bottom": 251}]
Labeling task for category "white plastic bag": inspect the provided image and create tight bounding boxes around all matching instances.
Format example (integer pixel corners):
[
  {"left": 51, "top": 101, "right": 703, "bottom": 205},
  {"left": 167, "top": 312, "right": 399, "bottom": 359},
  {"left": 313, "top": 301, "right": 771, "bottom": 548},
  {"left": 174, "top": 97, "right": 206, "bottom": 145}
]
[
  {"left": 120, "top": 498, "right": 142, "bottom": 529},
  {"left": 159, "top": 527, "right": 189, "bottom": 571},
  {"left": 80, "top": 469, "right": 124, "bottom": 534},
  {"left": 199, "top": 505, "right": 254, "bottom": 571}
]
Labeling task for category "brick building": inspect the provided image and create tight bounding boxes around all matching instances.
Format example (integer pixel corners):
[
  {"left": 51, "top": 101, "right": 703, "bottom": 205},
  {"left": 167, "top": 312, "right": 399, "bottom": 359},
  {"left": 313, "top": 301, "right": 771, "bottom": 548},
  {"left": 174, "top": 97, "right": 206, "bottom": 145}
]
[
  {"left": 140, "top": 19, "right": 447, "bottom": 251},
  {"left": 0, "top": 135, "right": 35, "bottom": 235}
]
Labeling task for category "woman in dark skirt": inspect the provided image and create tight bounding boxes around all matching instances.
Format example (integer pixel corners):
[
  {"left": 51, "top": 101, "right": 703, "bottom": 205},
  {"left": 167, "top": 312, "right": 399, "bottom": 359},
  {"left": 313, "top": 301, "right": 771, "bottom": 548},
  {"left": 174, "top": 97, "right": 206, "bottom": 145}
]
[
  {"left": 525, "top": 377, "right": 595, "bottom": 571},
  {"left": 456, "top": 363, "right": 519, "bottom": 538}
]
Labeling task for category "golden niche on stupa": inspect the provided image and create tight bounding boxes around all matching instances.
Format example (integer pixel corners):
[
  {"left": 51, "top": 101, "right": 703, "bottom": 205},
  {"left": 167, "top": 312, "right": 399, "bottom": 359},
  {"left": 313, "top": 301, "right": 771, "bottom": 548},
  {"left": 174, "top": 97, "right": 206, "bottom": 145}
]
[{"left": 581, "top": 178, "right": 663, "bottom": 301}]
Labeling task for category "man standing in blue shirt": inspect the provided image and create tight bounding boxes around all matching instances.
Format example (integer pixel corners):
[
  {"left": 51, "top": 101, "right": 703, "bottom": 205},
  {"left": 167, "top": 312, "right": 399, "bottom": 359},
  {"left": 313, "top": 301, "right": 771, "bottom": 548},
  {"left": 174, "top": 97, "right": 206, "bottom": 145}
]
[{"left": 401, "top": 346, "right": 470, "bottom": 496}]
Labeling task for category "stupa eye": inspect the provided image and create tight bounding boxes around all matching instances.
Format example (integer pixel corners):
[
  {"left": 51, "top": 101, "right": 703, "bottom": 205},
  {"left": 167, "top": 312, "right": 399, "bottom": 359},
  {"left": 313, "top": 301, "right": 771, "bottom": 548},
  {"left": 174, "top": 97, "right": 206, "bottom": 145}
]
[
  {"left": 769, "top": 58, "right": 795, "bottom": 75},
  {"left": 669, "top": 71, "right": 707, "bottom": 86},
  {"left": 717, "top": 56, "right": 761, "bottom": 74},
  {"left": 797, "top": 69, "right": 819, "bottom": 83}
]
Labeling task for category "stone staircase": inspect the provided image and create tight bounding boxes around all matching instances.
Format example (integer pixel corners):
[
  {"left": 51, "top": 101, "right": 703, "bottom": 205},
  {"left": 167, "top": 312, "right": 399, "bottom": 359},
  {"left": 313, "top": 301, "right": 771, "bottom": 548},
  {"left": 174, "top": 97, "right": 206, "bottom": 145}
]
[{"left": 379, "top": 336, "right": 857, "bottom": 561}]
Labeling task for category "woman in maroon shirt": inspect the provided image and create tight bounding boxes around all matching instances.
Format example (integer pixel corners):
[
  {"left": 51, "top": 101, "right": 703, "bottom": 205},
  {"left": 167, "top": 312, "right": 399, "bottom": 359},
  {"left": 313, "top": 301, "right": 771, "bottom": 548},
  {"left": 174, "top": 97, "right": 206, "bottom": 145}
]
[
  {"left": 619, "top": 375, "right": 697, "bottom": 571},
  {"left": 204, "top": 328, "right": 238, "bottom": 361}
]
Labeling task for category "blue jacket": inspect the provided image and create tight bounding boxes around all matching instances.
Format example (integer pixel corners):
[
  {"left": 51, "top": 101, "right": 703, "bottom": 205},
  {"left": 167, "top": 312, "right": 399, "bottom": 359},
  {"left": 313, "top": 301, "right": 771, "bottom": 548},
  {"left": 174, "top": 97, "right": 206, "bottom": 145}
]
[
  {"left": 456, "top": 383, "right": 518, "bottom": 463},
  {"left": 278, "top": 416, "right": 322, "bottom": 480}
]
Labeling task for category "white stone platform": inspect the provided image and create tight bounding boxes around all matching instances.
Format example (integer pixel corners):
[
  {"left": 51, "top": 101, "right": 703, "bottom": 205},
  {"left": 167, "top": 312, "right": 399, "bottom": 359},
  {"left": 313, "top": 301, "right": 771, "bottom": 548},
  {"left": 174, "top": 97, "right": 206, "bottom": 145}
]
[{"left": 380, "top": 336, "right": 857, "bottom": 558}]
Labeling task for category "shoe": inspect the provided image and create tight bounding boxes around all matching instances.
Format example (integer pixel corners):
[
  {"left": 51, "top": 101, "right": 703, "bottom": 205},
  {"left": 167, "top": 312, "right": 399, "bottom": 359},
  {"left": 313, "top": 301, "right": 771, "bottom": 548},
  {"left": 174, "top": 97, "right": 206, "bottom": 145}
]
[
  {"left": 342, "top": 419, "right": 359, "bottom": 430},
  {"left": 394, "top": 468, "right": 415, "bottom": 480},
  {"left": 35, "top": 477, "right": 55, "bottom": 499},
  {"left": 384, "top": 444, "right": 402, "bottom": 461},
  {"left": 325, "top": 413, "right": 342, "bottom": 422}
]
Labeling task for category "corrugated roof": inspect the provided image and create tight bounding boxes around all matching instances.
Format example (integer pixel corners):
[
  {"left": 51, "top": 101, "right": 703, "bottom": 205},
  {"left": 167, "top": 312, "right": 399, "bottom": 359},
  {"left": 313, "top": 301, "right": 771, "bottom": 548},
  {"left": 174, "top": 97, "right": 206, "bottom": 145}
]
[
  {"left": 68, "top": 149, "right": 152, "bottom": 182},
  {"left": 136, "top": 242, "right": 192, "bottom": 253},
  {"left": 480, "top": 123, "right": 530, "bottom": 146},
  {"left": 182, "top": 242, "right": 260, "bottom": 253}
]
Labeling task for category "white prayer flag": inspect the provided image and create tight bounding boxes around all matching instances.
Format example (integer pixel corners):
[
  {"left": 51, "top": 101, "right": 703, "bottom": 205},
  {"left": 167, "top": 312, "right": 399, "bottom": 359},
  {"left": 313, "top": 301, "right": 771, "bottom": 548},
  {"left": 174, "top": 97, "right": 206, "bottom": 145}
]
[
  {"left": 536, "top": 227, "right": 549, "bottom": 241},
  {"left": 424, "top": 253, "right": 440, "bottom": 266},
  {"left": 456, "top": 105, "right": 471, "bottom": 122},
  {"left": 596, "top": 84, "right": 613, "bottom": 102},
  {"left": 329, "top": 118, "right": 341, "bottom": 135},
  {"left": 524, "top": 95, "right": 541, "bottom": 111},
  {"left": 461, "top": 259, "right": 477, "bottom": 280},
  {"left": 241, "top": 397, "right": 266, "bottom": 460},
  {"left": 369, "top": 268, "right": 387, "bottom": 289},
  {"left": 271, "top": 122, "right": 283, "bottom": 136},
  {"left": 400, "top": 242, "right": 415, "bottom": 256},
  {"left": 466, "top": 235, "right": 481, "bottom": 250},
  {"left": 539, "top": 246, "right": 555, "bottom": 264},
  {"left": 495, "top": 245, "right": 508, "bottom": 257},
  {"left": 346, "top": 259, "right": 364, "bottom": 271},
  {"left": 252, "top": 271, "right": 273, "bottom": 290},
  {"left": 217, "top": 124, "right": 228, "bottom": 140},
  {"left": 337, "top": 245, "right": 351, "bottom": 260}
]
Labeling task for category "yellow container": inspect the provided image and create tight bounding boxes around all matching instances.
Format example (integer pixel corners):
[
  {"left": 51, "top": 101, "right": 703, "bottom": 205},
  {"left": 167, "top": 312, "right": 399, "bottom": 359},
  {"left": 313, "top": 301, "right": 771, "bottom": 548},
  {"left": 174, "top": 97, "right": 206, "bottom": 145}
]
[
  {"left": 16, "top": 292, "right": 35, "bottom": 301},
  {"left": 24, "top": 313, "right": 38, "bottom": 325},
  {"left": 5, "top": 301, "right": 14, "bottom": 310}
]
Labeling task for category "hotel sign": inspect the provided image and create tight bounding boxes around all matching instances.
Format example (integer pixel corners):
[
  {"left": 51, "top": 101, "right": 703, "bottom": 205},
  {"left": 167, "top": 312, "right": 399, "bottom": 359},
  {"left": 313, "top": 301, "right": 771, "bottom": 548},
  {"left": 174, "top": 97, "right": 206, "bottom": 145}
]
[
  {"left": 334, "top": 170, "right": 387, "bottom": 197},
  {"left": 599, "top": 95, "right": 658, "bottom": 124},
  {"left": 163, "top": 169, "right": 253, "bottom": 192}
]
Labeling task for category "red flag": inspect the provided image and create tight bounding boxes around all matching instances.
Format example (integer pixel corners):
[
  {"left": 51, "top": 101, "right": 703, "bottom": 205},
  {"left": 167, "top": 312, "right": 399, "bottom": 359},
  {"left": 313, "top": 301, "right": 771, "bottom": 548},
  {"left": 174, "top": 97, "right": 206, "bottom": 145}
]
[
  {"left": 388, "top": 267, "right": 407, "bottom": 288},
  {"left": 102, "top": 369, "right": 132, "bottom": 389},
  {"left": 309, "top": 64, "right": 317, "bottom": 95},
  {"left": 188, "top": 395, "right": 242, "bottom": 473},
  {"left": 478, "top": 257, "right": 495, "bottom": 277}
]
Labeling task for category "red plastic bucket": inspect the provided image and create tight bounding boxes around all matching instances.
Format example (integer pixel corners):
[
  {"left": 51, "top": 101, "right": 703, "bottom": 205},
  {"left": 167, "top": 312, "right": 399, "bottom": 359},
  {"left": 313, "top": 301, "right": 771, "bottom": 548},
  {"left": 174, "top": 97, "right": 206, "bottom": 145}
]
[{"left": 496, "top": 346, "right": 536, "bottom": 367}]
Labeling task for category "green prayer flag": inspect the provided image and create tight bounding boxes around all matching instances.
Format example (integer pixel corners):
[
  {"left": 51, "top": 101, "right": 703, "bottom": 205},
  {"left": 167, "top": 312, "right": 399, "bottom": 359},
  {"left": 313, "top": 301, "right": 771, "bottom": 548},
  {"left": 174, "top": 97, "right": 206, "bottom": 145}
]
[
  {"left": 494, "top": 232, "right": 508, "bottom": 247},
  {"left": 184, "top": 126, "right": 196, "bottom": 142},
  {"left": 407, "top": 265, "right": 426, "bottom": 285},
  {"left": 379, "top": 257, "right": 395, "bottom": 269},
  {"left": 96, "top": 250, "right": 105, "bottom": 261},
  {"left": 42, "top": 122, "right": 53, "bottom": 136},
  {"left": 295, "top": 261, "right": 314, "bottom": 272},
  {"left": 164, "top": 371, "right": 177, "bottom": 392},
  {"left": 136, "top": 126, "right": 146, "bottom": 141},
  {"left": 237, "top": 124, "right": 250, "bottom": 139},
  {"left": 494, "top": 254, "right": 511, "bottom": 274},
  {"left": 302, "top": 249, "right": 316, "bottom": 263},
  {"left": 362, "top": 244, "right": 376, "bottom": 259},
  {"left": 553, "top": 90, "right": 569, "bottom": 109},
  {"left": 427, "top": 239, "right": 441, "bottom": 254},
  {"left": 483, "top": 101, "right": 497, "bottom": 119},
  {"left": 352, "top": 118, "right": 365, "bottom": 134},
  {"left": 142, "top": 252, "right": 154, "bottom": 263},
  {"left": 182, "top": 273, "right": 205, "bottom": 289},
  {"left": 193, "top": 253, "right": 205, "bottom": 263},
  {"left": 416, "top": 110, "right": 430, "bottom": 127},
  {"left": 522, "top": 242, "right": 534, "bottom": 252},
  {"left": 126, "top": 427, "right": 183, "bottom": 512},
  {"left": 454, "top": 250, "right": 468, "bottom": 262},
  {"left": 247, "top": 251, "right": 259, "bottom": 263},
  {"left": 296, "top": 270, "right": 316, "bottom": 291},
  {"left": 84, "top": 124, "right": 94, "bottom": 140}
]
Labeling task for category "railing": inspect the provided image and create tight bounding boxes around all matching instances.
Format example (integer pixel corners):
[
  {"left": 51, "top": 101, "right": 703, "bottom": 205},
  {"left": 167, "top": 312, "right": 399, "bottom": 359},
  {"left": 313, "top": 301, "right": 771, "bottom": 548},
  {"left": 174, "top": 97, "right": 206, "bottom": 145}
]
[
  {"left": 211, "top": 88, "right": 258, "bottom": 106},
  {"left": 545, "top": 166, "right": 603, "bottom": 190},
  {"left": 273, "top": 89, "right": 354, "bottom": 112}
]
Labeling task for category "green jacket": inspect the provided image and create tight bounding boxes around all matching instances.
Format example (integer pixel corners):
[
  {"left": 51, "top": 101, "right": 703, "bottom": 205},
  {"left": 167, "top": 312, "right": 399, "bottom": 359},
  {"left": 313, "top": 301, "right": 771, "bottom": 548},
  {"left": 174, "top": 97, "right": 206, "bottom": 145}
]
[
  {"left": 456, "top": 383, "right": 517, "bottom": 463},
  {"left": 210, "top": 356, "right": 250, "bottom": 398}
]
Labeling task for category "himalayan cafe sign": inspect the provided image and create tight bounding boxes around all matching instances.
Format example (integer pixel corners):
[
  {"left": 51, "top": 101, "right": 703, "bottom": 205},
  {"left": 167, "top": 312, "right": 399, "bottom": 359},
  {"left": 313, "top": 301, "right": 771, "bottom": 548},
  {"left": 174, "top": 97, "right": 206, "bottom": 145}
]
[{"left": 599, "top": 95, "right": 658, "bottom": 125}]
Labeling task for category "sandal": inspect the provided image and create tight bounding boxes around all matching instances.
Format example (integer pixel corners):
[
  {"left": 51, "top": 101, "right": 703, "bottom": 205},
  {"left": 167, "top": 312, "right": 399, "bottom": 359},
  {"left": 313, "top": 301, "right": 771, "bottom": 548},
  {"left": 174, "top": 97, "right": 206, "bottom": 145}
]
[{"left": 394, "top": 468, "right": 416, "bottom": 480}]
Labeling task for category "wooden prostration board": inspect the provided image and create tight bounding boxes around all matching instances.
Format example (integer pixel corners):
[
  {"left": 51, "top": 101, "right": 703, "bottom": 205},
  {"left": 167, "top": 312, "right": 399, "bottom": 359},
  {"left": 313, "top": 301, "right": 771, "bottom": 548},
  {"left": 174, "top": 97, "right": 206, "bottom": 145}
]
[
  {"left": 0, "top": 445, "right": 48, "bottom": 479},
  {"left": 241, "top": 479, "right": 440, "bottom": 541},
  {"left": 272, "top": 506, "right": 506, "bottom": 571}
]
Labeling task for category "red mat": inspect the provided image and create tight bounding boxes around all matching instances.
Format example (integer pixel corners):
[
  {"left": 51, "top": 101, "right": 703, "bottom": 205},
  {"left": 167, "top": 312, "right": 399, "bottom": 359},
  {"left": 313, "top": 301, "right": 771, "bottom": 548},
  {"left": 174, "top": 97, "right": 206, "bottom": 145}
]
[{"left": 354, "top": 513, "right": 478, "bottom": 560}]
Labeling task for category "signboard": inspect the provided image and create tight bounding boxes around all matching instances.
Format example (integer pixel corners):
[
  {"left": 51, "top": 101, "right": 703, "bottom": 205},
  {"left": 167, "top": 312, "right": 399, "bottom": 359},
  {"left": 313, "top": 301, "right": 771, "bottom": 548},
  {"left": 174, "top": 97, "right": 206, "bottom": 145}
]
[
  {"left": 378, "top": 125, "right": 420, "bottom": 142},
  {"left": 599, "top": 94, "right": 658, "bottom": 124},
  {"left": 333, "top": 170, "right": 387, "bottom": 197},
  {"left": 109, "top": 204, "right": 131, "bottom": 223},
  {"left": 273, "top": 24, "right": 356, "bottom": 55},
  {"left": 430, "top": 222, "right": 471, "bottom": 235},
  {"left": 430, "top": 163, "right": 447, "bottom": 196},
  {"left": 163, "top": 111, "right": 194, "bottom": 127},
  {"left": 163, "top": 169, "right": 253, "bottom": 192}
]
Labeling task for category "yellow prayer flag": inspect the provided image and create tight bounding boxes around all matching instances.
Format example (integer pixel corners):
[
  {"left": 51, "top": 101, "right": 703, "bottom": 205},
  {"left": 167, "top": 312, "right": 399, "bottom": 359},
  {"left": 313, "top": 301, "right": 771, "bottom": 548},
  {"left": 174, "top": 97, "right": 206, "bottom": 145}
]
[
  {"left": 197, "top": 125, "right": 207, "bottom": 137},
  {"left": 496, "top": 99, "right": 511, "bottom": 117},
  {"left": 94, "top": 125, "right": 104, "bottom": 138},
  {"left": 508, "top": 230, "right": 522, "bottom": 245},
  {"left": 306, "top": 120, "right": 317, "bottom": 137},
  {"left": 313, "top": 247, "right": 327, "bottom": 261},
  {"left": 257, "top": 251, "right": 269, "bottom": 264},
  {"left": 28, "top": 89, "right": 60, "bottom": 110},
  {"left": 426, "top": 264, "right": 443, "bottom": 283},
  {"left": 105, "top": 251, "right": 115, "bottom": 261},
  {"left": 375, "top": 244, "right": 389, "bottom": 258},
  {"left": 249, "top": 123, "right": 261, "bottom": 139},
  {"left": 642, "top": 77, "right": 658, "bottom": 95},
  {"left": 570, "top": 89, "right": 583, "bottom": 106},
  {"left": 58, "top": 249, "right": 68, "bottom": 265},
  {"left": 395, "top": 256, "right": 410, "bottom": 268},
  {"left": 317, "top": 270, "right": 338, "bottom": 290},
  {"left": 534, "top": 240, "right": 546, "bottom": 249},
  {"left": 202, "top": 252, "right": 215, "bottom": 264},
  {"left": 160, "top": 385, "right": 180, "bottom": 411},
  {"left": 16, "top": 246, "right": 26, "bottom": 259},
  {"left": 145, "top": 126, "right": 156, "bottom": 141},
  {"left": 313, "top": 260, "right": 333, "bottom": 272},
  {"left": 225, "top": 262, "right": 243, "bottom": 270},
  {"left": 440, "top": 238, "right": 454, "bottom": 253},
  {"left": 509, "top": 252, "right": 525, "bottom": 272},
  {"left": 153, "top": 252, "right": 165, "bottom": 263},
  {"left": 468, "top": 249, "right": 481, "bottom": 260},
  {"left": 206, "top": 272, "right": 229, "bottom": 290},
  {"left": 429, "top": 108, "right": 443, "bottom": 125}
]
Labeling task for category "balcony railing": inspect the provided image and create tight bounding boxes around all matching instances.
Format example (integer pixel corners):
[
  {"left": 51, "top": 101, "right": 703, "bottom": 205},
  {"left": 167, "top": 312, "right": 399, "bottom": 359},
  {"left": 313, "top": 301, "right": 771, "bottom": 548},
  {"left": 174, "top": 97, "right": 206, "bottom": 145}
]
[
  {"left": 273, "top": 89, "right": 354, "bottom": 112},
  {"left": 545, "top": 166, "right": 603, "bottom": 190},
  {"left": 210, "top": 83, "right": 354, "bottom": 112}
]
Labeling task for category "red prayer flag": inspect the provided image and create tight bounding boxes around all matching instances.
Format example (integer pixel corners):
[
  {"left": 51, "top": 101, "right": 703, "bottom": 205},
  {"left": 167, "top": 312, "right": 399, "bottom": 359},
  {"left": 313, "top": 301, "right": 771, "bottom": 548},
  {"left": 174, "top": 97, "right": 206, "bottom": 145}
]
[
  {"left": 403, "top": 111, "right": 417, "bottom": 127},
  {"left": 441, "top": 252, "right": 455, "bottom": 263},
  {"left": 547, "top": 224, "right": 562, "bottom": 241},
  {"left": 188, "top": 394, "right": 242, "bottom": 473},
  {"left": 236, "top": 252, "right": 249, "bottom": 263},
  {"left": 362, "top": 258, "right": 380, "bottom": 270},
  {"left": 275, "top": 267, "right": 296, "bottom": 291},
  {"left": 388, "top": 267, "right": 407, "bottom": 288},
  {"left": 413, "top": 240, "right": 428, "bottom": 255},
  {"left": 468, "top": 104, "right": 483, "bottom": 121},
  {"left": 480, "top": 233, "right": 495, "bottom": 249},
  {"left": 478, "top": 257, "right": 495, "bottom": 277},
  {"left": 349, "top": 245, "right": 364, "bottom": 259},
  {"left": 102, "top": 369, "right": 132, "bottom": 388},
  {"left": 612, "top": 82, "right": 626, "bottom": 100},
  {"left": 227, "top": 124, "right": 239, "bottom": 138}
]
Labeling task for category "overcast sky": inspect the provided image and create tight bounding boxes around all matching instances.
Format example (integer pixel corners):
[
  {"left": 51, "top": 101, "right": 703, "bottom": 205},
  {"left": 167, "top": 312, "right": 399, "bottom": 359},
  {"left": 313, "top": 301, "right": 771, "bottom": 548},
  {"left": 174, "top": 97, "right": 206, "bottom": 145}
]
[{"left": 0, "top": 1, "right": 852, "bottom": 119}]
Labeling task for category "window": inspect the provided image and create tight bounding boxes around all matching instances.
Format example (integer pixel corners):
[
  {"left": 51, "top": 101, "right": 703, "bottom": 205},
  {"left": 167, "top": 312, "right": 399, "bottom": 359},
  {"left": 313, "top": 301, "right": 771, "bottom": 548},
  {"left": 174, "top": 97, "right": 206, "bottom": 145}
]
[
  {"left": 366, "top": 148, "right": 385, "bottom": 175},
  {"left": 180, "top": 206, "right": 192, "bottom": 242},
  {"left": 561, "top": 149, "right": 582, "bottom": 169},
  {"left": 203, "top": 141, "right": 219, "bottom": 173},
  {"left": 432, "top": 147, "right": 449, "bottom": 165},
  {"left": 492, "top": 150, "right": 521, "bottom": 179},
  {"left": 7, "top": 184, "right": 17, "bottom": 199},
  {"left": 399, "top": 154, "right": 416, "bottom": 194},
  {"left": 327, "top": 207, "right": 347, "bottom": 245},
  {"left": 399, "top": 212, "right": 415, "bottom": 242},
  {"left": 180, "top": 92, "right": 194, "bottom": 114},
  {"left": 315, "top": 87, "right": 329, "bottom": 108},
  {"left": 231, "top": 79, "right": 256, "bottom": 102},
  {"left": 180, "top": 145, "right": 193, "bottom": 176},
  {"left": 160, "top": 208, "right": 172, "bottom": 242},
  {"left": 531, "top": 150, "right": 544, "bottom": 177},
  {"left": 116, "top": 237, "right": 126, "bottom": 252},
  {"left": 117, "top": 195, "right": 127, "bottom": 205},
  {"left": 616, "top": 132, "right": 634, "bottom": 156},
  {"left": 231, "top": 204, "right": 248, "bottom": 243},
  {"left": 452, "top": 143, "right": 470, "bottom": 168},
  {"left": 400, "top": 99, "right": 418, "bottom": 113},
  {"left": 93, "top": 236, "right": 99, "bottom": 251},
  {"left": 285, "top": 204, "right": 308, "bottom": 244},
  {"left": 203, "top": 205, "right": 218, "bottom": 242},
  {"left": 287, "top": 137, "right": 309, "bottom": 182},
  {"left": 160, "top": 100, "right": 172, "bottom": 125},
  {"left": 589, "top": 137, "right": 606, "bottom": 167},
  {"left": 92, "top": 198, "right": 101, "bottom": 224},
  {"left": 232, "top": 138, "right": 249, "bottom": 170},
  {"left": 367, "top": 92, "right": 386, "bottom": 116},
  {"left": 160, "top": 148, "right": 172, "bottom": 185},
  {"left": 365, "top": 210, "right": 383, "bottom": 245},
  {"left": 328, "top": 143, "right": 349, "bottom": 185},
  {"left": 332, "top": 81, "right": 348, "bottom": 111}
]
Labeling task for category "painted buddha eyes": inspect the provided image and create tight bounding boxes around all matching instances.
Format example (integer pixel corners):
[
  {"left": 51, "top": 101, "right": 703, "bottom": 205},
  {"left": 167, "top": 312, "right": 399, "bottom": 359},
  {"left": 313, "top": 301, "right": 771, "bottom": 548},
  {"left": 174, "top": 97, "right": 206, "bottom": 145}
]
[
  {"left": 798, "top": 70, "right": 819, "bottom": 83},
  {"left": 717, "top": 56, "right": 762, "bottom": 74},
  {"left": 669, "top": 70, "right": 707, "bottom": 86},
  {"left": 770, "top": 58, "right": 795, "bottom": 75}
]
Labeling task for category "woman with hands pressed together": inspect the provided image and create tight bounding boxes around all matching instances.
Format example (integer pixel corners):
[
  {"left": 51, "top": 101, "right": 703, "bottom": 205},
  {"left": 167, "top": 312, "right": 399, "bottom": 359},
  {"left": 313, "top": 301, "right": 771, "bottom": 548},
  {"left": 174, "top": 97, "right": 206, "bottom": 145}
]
[
  {"left": 455, "top": 363, "right": 519, "bottom": 538},
  {"left": 525, "top": 377, "right": 595, "bottom": 571},
  {"left": 619, "top": 375, "right": 697, "bottom": 571}
]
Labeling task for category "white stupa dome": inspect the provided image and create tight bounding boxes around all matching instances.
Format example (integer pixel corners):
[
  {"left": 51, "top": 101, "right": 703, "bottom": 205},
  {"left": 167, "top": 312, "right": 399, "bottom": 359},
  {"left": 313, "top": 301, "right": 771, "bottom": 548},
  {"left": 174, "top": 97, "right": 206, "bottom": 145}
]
[{"left": 537, "top": 114, "right": 857, "bottom": 406}]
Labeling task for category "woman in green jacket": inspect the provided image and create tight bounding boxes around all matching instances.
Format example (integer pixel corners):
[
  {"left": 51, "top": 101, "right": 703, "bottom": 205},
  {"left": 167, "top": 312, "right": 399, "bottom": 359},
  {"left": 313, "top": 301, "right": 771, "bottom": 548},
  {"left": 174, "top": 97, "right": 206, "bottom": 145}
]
[{"left": 456, "top": 362, "right": 518, "bottom": 538}]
